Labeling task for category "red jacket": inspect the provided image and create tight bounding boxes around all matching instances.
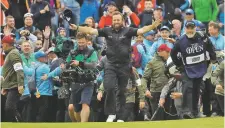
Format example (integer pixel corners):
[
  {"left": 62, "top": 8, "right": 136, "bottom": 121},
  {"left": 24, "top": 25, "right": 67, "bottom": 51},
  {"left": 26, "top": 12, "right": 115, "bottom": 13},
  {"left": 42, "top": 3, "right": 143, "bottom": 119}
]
[{"left": 98, "top": 13, "right": 140, "bottom": 28}]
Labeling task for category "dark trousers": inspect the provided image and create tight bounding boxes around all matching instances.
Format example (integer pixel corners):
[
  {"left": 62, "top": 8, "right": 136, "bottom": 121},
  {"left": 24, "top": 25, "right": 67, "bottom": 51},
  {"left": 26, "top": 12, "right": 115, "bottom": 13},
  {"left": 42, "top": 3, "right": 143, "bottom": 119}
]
[
  {"left": 202, "top": 79, "right": 214, "bottom": 116},
  {"left": 103, "top": 63, "right": 131, "bottom": 119},
  {"left": 4, "top": 88, "right": 22, "bottom": 122},
  {"left": 182, "top": 72, "right": 202, "bottom": 116},
  {"left": 121, "top": 103, "right": 135, "bottom": 121},
  {"left": 149, "top": 92, "right": 164, "bottom": 120},
  {"left": 216, "top": 95, "right": 224, "bottom": 114},
  {"left": 34, "top": 96, "right": 49, "bottom": 122},
  {"left": 1, "top": 95, "right": 6, "bottom": 122}
]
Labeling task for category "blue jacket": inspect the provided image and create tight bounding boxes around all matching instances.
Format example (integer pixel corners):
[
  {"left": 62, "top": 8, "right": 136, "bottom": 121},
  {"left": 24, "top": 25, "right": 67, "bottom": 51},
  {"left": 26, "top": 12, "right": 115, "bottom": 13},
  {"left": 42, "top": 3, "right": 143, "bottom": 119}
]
[
  {"left": 143, "top": 39, "right": 154, "bottom": 54},
  {"left": 80, "top": 0, "right": 99, "bottom": 24},
  {"left": 35, "top": 61, "right": 62, "bottom": 96},
  {"left": 22, "top": 65, "right": 34, "bottom": 96},
  {"left": 209, "top": 34, "right": 225, "bottom": 51},
  {"left": 149, "top": 38, "right": 174, "bottom": 59},
  {"left": 60, "top": 0, "right": 80, "bottom": 8}
]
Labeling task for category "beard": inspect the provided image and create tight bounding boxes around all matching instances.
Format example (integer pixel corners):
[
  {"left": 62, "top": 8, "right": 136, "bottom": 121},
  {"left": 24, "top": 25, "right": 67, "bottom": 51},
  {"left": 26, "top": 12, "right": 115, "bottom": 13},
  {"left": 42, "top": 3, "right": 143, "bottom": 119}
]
[
  {"left": 186, "top": 31, "right": 196, "bottom": 38},
  {"left": 112, "top": 23, "right": 123, "bottom": 30}
]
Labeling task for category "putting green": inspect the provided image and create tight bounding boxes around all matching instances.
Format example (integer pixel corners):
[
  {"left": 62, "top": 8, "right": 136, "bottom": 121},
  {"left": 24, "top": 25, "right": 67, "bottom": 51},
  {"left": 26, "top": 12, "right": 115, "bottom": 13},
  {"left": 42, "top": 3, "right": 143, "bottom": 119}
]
[{"left": 1, "top": 117, "right": 224, "bottom": 128}]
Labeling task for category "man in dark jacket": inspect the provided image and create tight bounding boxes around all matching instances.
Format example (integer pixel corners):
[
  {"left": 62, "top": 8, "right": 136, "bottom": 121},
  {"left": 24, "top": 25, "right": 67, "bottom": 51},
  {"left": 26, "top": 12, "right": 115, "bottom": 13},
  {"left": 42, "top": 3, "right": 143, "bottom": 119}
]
[
  {"left": 1, "top": 35, "right": 24, "bottom": 122},
  {"left": 157, "top": 0, "right": 189, "bottom": 22},
  {"left": 138, "top": 0, "right": 154, "bottom": 27},
  {"left": 30, "top": 0, "right": 54, "bottom": 31}
]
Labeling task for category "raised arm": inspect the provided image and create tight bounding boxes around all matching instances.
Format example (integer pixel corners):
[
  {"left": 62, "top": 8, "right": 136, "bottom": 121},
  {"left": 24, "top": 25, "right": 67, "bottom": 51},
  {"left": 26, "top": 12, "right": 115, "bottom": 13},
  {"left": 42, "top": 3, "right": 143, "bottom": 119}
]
[
  {"left": 70, "top": 24, "right": 99, "bottom": 35},
  {"left": 137, "top": 19, "right": 161, "bottom": 35}
]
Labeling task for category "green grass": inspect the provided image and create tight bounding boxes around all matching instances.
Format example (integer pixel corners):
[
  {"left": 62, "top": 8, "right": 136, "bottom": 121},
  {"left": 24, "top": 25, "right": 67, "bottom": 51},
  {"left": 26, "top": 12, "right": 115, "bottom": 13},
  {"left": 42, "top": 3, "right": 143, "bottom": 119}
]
[{"left": 1, "top": 117, "right": 224, "bottom": 128}]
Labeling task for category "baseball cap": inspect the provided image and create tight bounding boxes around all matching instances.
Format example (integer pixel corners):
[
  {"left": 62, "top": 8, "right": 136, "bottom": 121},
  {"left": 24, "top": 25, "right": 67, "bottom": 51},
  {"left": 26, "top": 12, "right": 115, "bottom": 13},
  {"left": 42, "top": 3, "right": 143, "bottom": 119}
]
[
  {"left": 143, "top": 30, "right": 155, "bottom": 37},
  {"left": 158, "top": 44, "right": 171, "bottom": 52},
  {"left": 155, "top": 6, "right": 163, "bottom": 11},
  {"left": 160, "top": 26, "right": 170, "bottom": 31},
  {"left": 185, "top": 21, "right": 196, "bottom": 28},
  {"left": 35, "top": 51, "right": 47, "bottom": 59},
  {"left": 108, "top": 1, "right": 117, "bottom": 7},
  {"left": 185, "top": 9, "right": 194, "bottom": 15},
  {"left": 2, "top": 35, "right": 15, "bottom": 44}
]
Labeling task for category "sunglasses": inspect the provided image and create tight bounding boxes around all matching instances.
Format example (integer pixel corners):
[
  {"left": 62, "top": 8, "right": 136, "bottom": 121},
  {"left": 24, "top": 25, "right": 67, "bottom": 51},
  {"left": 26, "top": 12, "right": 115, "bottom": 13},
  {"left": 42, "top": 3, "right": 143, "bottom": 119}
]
[{"left": 186, "top": 13, "right": 193, "bottom": 15}]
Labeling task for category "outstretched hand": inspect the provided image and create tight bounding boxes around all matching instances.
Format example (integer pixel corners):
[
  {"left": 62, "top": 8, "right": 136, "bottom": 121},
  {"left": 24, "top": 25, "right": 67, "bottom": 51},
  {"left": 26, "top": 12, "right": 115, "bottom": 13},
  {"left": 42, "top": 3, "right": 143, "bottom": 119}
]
[{"left": 43, "top": 26, "right": 51, "bottom": 39}]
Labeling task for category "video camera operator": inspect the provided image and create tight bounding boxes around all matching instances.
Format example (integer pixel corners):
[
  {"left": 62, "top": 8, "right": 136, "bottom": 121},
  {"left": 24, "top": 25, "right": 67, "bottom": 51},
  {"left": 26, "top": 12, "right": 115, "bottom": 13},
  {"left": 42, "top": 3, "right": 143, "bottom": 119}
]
[{"left": 65, "top": 32, "right": 98, "bottom": 122}]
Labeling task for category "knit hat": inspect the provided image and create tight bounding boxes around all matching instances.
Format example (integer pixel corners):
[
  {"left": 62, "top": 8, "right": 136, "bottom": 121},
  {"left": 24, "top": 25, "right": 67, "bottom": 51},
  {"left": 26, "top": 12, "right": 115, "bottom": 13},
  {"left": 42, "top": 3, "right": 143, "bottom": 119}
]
[{"left": 57, "top": 27, "right": 66, "bottom": 33}]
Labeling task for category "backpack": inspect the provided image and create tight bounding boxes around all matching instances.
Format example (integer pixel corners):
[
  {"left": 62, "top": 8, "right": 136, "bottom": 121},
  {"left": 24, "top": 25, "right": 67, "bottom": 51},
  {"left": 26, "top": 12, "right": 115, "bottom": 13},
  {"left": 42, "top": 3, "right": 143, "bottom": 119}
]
[{"left": 131, "top": 44, "right": 142, "bottom": 68}]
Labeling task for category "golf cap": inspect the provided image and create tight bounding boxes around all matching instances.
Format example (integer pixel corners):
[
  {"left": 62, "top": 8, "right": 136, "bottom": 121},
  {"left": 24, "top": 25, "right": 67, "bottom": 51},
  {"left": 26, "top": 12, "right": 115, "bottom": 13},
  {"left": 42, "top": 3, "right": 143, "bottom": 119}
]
[
  {"left": 1, "top": 35, "right": 15, "bottom": 44},
  {"left": 185, "top": 9, "right": 194, "bottom": 15},
  {"left": 35, "top": 51, "right": 47, "bottom": 59},
  {"left": 160, "top": 26, "right": 170, "bottom": 31},
  {"left": 158, "top": 44, "right": 171, "bottom": 52},
  {"left": 185, "top": 21, "right": 196, "bottom": 28}
]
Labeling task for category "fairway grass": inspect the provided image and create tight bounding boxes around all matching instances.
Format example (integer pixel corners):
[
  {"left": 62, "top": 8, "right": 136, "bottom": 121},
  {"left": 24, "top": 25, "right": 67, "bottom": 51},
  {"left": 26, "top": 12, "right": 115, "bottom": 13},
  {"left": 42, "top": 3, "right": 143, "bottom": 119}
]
[{"left": 1, "top": 117, "right": 224, "bottom": 128}]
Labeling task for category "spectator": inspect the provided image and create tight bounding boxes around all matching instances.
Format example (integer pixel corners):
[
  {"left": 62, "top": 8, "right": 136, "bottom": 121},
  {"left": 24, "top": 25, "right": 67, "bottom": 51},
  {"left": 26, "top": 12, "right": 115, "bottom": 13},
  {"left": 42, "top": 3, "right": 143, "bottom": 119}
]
[
  {"left": 5, "top": 0, "right": 28, "bottom": 28},
  {"left": 192, "top": 0, "right": 219, "bottom": 29},
  {"left": 149, "top": 26, "right": 175, "bottom": 59},
  {"left": 122, "top": 5, "right": 140, "bottom": 27},
  {"left": 217, "top": 1, "right": 224, "bottom": 35},
  {"left": 98, "top": 1, "right": 118, "bottom": 28},
  {"left": 46, "top": 47, "right": 66, "bottom": 122},
  {"left": 50, "top": 0, "right": 61, "bottom": 36},
  {"left": 141, "top": 44, "right": 171, "bottom": 120},
  {"left": 1, "top": 35, "right": 24, "bottom": 122},
  {"left": 131, "top": 35, "right": 148, "bottom": 76},
  {"left": 1, "top": 15, "right": 17, "bottom": 37},
  {"left": 137, "top": 0, "right": 156, "bottom": 14},
  {"left": 138, "top": 0, "right": 154, "bottom": 27},
  {"left": 33, "top": 51, "right": 63, "bottom": 122},
  {"left": 85, "top": 17, "right": 96, "bottom": 28},
  {"left": 157, "top": 0, "right": 189, "bottom": 22},
  {"left": 212, "top": 60, "right": 224, "bottom": 116},
  {"left": 80, "top": 0, "right": 99, "bottom": 24},
  {"left": 171, "top": 19, "right": 182, "bottom": 38},
  {"left": 33, "top": 30, "right": 43, "bottom": 41},
  {"left": 181, "top": 9, "right": 203, "bottom": 35},
  {"left": 60, "top": 0, "right": 80, "bottom": 36},
  {"left": 18, "top": 13, "right": 39, "bottom": 34},
  {"left": 208, "top": 21, "right": 224, "bottom": 51},
  {"left": 30, "top": 0, "right": 55, "bottom": 31},
  {"left": 143, "top": 30, "right": 155, "bottom": 50}
]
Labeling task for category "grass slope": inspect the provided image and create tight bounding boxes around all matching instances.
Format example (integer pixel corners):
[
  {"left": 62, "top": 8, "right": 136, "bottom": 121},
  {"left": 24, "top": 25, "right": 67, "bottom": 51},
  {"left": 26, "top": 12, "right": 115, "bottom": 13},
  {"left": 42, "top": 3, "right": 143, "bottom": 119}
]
[{"left": 1, "top": 117, "right": 224, "bottom": 128}]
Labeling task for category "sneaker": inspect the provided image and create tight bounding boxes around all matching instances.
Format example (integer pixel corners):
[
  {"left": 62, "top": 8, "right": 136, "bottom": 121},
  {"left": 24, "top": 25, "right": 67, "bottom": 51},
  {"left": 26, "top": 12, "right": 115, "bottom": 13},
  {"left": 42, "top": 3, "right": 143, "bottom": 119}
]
[
  {"left": 117, "top": 120, "right": 124, "bottom": 122},
  {"left": 196, "top": 112, "right": 206, "bottom": 118},
  {"left": 211, "top": 112, "right": 219, "bottom": 117},
  {"left": 183, "top": 112, "right": 194, "bottom": 119},
  {"left": 106, "top": 115, "right": 116, "bottom": 122},
  {"left": 144, "top": 115, "right": 150, "bottom": 121}
]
